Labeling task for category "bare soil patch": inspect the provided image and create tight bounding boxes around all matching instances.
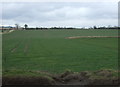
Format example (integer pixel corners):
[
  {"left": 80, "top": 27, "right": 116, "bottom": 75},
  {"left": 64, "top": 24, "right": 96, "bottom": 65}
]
[
  {"left": 10, "top": 41, "right": 22, "bottom": 53},
  {"left": 65, "top": 36, "right": 120, "bottom": 39},
  {"left": 11, "top": 46, "right": 18, "bottom": 53}
]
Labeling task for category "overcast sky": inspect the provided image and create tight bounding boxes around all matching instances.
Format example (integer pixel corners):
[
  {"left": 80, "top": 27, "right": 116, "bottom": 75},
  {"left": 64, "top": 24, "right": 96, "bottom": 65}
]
[{"left": 1, "top": 1, "right": 118, "bottom": 28}]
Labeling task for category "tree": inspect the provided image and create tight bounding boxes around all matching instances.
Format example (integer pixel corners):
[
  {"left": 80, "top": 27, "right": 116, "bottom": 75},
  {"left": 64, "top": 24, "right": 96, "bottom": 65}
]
[
  {"left": 93, "top": 26, "right": 97, "bottom": 29},
  {"left": 15, "top": 24, "right": 19, "bottom": 29},
  {"left": 24, "top": 24, "right": 28, "bottom": 29}
]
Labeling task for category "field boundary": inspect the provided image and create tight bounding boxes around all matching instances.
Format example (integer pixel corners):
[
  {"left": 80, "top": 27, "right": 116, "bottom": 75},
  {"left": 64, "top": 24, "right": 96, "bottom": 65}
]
[
  {"left": 0, "top": 30, "right": 14, "bottom": 34},
  {"left": 65, "top": 36, "right": 120, "bottom": 39}
]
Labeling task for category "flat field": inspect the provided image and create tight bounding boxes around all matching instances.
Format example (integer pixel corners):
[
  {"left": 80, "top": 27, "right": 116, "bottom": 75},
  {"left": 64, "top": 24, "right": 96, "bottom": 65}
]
[{"left": 2, "top": 29, "right": 118, "bottom": 73}]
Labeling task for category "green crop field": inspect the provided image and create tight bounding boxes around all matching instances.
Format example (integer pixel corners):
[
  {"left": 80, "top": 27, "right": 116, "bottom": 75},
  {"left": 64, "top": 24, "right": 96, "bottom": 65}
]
[{"left": 2, "top": 29, "right": 118, "bottom": 73}]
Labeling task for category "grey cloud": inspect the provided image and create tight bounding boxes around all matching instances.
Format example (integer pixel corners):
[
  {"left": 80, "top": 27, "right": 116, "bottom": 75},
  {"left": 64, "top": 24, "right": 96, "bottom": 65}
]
[{"left": 1, "top": 2, "right": 118, "bottom": 27}]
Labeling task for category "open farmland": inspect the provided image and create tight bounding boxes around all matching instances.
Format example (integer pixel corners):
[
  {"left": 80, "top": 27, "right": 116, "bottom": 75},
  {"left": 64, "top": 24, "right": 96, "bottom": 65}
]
[{"left": 2, "top": 29, "right": 118, "bottom": 73}]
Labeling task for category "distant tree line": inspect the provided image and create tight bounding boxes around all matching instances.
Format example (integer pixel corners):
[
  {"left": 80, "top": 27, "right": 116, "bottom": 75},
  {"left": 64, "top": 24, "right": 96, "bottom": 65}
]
[
  {"left": 24, "top": 26, "right": 120, "bottom": 30},
  {"left": 12, "top": 24, "right": 120, "bottom": 30},
  {"left": 92, "top": 26, "right": 119, "bottom": 29},
  {"left": 24, "top": 27, "right": 76, "bottom": 30}
]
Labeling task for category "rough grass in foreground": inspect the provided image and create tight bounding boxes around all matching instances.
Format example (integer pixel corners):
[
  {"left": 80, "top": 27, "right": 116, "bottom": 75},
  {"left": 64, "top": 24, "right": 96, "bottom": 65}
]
[{"left": 3, "top": 69, "right": 120, "bottom": 85}]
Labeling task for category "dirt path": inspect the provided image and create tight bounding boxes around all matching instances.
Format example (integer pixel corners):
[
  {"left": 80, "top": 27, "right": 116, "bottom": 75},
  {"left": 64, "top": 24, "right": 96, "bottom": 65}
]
[{"left": 65, "top": 36, "right": 120, "bottom": 39}]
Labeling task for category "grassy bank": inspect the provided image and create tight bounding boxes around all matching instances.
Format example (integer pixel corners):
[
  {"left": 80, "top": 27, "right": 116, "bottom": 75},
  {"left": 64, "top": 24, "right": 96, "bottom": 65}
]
[{"left": 3, "top": 69, "right": 119, "bottom": 85}]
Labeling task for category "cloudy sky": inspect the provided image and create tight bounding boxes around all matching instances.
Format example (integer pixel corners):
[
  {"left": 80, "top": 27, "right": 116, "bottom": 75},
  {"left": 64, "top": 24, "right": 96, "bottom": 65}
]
[{"left": 1, "top": 1, "right": 118, "bottom": 28}]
